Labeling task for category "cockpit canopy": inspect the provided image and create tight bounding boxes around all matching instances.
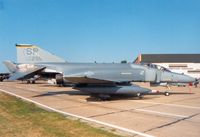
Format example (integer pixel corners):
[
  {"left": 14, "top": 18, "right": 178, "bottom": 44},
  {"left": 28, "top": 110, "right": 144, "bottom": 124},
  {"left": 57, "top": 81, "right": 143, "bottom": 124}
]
[{"left": 141, "top": 63, "right": 171, "bottom": 72}]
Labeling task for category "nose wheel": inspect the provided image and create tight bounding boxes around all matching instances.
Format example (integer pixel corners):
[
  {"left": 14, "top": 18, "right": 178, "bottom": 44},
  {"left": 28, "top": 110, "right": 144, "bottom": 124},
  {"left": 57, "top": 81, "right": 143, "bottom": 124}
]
[{"left": 164, "top": 91, "right": 170, "bottom": 96}]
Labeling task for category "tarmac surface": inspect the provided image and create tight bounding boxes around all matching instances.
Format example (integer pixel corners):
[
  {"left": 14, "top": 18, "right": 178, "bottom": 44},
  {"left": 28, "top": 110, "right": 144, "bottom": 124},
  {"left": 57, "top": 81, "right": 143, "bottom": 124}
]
[{"left": 0, "top": 81, "right": 200, "bottom": 137}]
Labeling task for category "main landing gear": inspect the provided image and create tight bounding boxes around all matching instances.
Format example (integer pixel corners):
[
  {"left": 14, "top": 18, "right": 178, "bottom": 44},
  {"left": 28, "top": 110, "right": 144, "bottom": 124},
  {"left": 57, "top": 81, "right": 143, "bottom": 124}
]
[
  {"left": 27, "top": 80, "right": 36, "bottom": 84},
  {"left": 136, "top": 93, "right": 143, "bottom": 99},
  {"left": 98, "top": 94, "right": 111, "bottom": 101}
]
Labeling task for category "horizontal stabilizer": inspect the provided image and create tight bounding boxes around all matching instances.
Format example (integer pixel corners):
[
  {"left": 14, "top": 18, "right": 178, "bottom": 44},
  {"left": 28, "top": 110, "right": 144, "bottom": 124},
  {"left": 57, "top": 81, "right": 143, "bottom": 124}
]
[
  {"left": 3, "top": 61, "right": 17, "bottom": 73},
  {"left": 8, "top": 66, "right": 46, "bottom": 81}
]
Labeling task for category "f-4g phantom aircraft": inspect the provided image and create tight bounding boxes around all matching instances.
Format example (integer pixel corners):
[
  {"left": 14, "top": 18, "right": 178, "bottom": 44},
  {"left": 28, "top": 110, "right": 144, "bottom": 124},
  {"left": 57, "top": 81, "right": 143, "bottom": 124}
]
[{"left": 5, "top": 44, "right": 195, "bottom": 99}]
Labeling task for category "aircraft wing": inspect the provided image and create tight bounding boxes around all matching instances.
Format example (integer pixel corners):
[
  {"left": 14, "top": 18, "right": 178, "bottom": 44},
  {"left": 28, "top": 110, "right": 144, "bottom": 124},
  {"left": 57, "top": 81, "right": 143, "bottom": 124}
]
[
  {"left": 63, "top": 71, "right": 130, "bottom": 84},
  {"left": 9, "top": 66, "right": 46, "bottom": 81},
  {"left": 64, "top": 73, "right": 151, "bottom": 96},
  {"left": 64, "top": 76, "right": 114, "bottom": 84}
]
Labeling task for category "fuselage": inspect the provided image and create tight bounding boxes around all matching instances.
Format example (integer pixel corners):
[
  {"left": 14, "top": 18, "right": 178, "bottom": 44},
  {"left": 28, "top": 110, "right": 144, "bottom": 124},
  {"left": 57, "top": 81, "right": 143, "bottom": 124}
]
[{"left": 32, "top": 62, "right": 195, "bottom": 84}]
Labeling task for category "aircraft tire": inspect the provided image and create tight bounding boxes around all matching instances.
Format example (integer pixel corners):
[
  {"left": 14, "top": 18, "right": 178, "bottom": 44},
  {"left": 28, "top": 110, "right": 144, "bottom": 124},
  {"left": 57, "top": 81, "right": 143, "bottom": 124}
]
[
  {"left": 99, "top": 94, "right": 111, "bottom": 101},
  {"left": 164, "top": 92, "right": 170, "bottom": 96},
  {"left": 27, "top": 80, "right": 31, "bottom": 84}
]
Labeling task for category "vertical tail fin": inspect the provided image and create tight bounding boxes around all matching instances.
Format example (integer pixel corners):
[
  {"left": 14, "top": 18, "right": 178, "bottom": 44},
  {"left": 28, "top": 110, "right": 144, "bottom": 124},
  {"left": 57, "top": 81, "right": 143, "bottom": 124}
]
[
  {"left": 3, "top": 61, "right": 17, "bottom": 73},
  {"left": 16, "top": 44, "right": 66, "bottom": 63}
]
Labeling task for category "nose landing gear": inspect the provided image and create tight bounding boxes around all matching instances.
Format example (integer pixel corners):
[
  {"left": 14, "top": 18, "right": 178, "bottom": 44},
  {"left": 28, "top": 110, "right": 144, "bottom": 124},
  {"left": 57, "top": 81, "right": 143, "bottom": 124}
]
[{"left": 164, "top": 91, "right": 170, "bottom": 96}]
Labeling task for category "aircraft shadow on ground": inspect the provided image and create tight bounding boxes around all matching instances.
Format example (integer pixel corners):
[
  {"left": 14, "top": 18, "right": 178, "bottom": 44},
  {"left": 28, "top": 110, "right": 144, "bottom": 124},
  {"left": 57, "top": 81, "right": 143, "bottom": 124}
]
[
  {"left": 32, "top": 90, "right": 159, "bottom": 101},
  {"left": 169, "top": 92, "right": 195, "bottom": 95},
  {"left": 32, "top": 90, "right": 194, "bottom": 102},
  {"left": 146, "top": 92, "right": 195, "bottom": 95},
  {"left": 41, "top": 84, "right": 73, "bottom": 87},
  {"left": 32, "top": 90, "right": 90, "bottom": 98},
  {"left": 86, "top": 95, "right": 156, "bottom": 102},
  {"left": 18, "top": 82, "right": 46, "bottom": 85}
]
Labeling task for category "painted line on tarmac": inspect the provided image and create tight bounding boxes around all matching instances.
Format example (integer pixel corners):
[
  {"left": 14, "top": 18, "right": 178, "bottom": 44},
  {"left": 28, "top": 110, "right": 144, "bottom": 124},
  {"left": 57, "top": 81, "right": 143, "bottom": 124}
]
[
  {"left": 0, "top": 88, "right": 154, "bottom": 137},
  {"left": 134, "top": 100, "right": 200, "bottom": 110},
  {"left": 164, "top": 103, "right": 200, "bottom": 110},
  {"left": 135, "top": 109, "right": 188, "bottom": 118}
]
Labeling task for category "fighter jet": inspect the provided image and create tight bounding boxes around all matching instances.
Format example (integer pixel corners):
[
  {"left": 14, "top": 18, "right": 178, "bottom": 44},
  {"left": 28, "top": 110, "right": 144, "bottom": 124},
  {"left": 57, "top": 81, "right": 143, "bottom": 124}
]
[{"left": 5, "top": 44, "right": 195, "bottom": 99}]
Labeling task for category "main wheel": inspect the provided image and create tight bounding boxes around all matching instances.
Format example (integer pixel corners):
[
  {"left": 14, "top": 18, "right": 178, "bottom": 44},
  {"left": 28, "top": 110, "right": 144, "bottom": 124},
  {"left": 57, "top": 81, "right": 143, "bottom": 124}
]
[
  {"left": 27, "top": 80, "right": 31, "bottom": 84},
  {"left": 137, "top": 93, "right": 143, "bottom": 99},
  {"left": 99, "top": 94, "right": 111, "bottom": 101}
]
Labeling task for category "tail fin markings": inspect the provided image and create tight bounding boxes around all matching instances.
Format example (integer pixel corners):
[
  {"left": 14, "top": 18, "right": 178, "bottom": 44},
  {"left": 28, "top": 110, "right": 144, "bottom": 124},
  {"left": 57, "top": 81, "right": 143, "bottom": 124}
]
[{"left": 16, "top": 44, "right": 66, "bottom": 63}]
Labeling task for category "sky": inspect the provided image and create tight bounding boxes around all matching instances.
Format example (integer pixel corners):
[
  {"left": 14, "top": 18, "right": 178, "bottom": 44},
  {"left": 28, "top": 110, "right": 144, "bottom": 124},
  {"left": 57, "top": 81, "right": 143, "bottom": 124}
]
[{"left": 0, "top": 0, "right": 200, "bottom": 72}]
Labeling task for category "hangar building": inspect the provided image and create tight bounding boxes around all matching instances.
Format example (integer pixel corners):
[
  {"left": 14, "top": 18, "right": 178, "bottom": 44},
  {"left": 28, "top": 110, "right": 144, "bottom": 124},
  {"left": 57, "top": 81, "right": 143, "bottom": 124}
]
[{"left": 134, "top": 54, "right": 200, "bottom": 79}]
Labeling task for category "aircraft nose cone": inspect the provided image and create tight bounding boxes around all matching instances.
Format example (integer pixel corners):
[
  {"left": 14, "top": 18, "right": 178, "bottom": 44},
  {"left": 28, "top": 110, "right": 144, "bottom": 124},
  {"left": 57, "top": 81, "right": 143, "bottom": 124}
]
[
  {"left": 178, "top": 74, "right": 195, "bottom": 83},
  {"left": 186, "top": 76, "right": 196, "bottom": 83}
]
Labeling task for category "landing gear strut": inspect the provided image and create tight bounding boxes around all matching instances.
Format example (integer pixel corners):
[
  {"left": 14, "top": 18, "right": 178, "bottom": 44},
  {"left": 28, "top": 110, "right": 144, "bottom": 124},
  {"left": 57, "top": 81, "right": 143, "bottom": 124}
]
[
  {"left": 137, "top": 93, "right": 143, "bottom": 99},
  {"left": 165, "top": 85, "right": 171, "bottom": 96},
  {"left": 98, "top": 94, "right": 111, "bottom": 101},
  {"left": 27, "top": 80, "right": 36, "bottom": 84}
]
